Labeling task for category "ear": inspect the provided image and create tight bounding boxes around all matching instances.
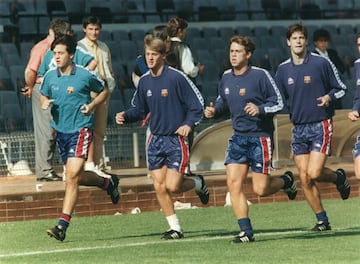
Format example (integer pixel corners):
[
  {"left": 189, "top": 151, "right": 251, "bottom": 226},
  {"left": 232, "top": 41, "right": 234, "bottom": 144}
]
[{"left": 246, "top": 52, "right": 252, "bottom": 60}]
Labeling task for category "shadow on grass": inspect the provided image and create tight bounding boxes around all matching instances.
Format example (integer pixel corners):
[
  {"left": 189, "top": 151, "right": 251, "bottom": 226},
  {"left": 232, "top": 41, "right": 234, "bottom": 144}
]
[{"left": 75, "top": 225, "right": 360, "bottom": 243}]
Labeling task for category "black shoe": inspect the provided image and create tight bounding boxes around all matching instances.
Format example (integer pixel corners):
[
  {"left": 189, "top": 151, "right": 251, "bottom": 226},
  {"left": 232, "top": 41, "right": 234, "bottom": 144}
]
[
  {"left": 161, "top": 229, "right": 184, "bottom": 240},
  {"left": 283, "top": 171, "right": 297, "bottom": 200},
  {"left": 195, "top": 175, "right": 209, "bottom": 205},
  {"left": 47, "top": 225, "right": 66, "bottom": 241},
  {"left": 311, "top": 221, "right": 331, "bottom": 231},
  {"left": 38, "top": 172, "right": 62, "bottom": 182},
  {"left": 335, "top": 169, "right": 350, "bottom": 200},
  {"left": 232, "top": 231, "right": 255, "bottom": 243},
  {"left": 107, "top": 175, "right": 120, "bottom": 204}
]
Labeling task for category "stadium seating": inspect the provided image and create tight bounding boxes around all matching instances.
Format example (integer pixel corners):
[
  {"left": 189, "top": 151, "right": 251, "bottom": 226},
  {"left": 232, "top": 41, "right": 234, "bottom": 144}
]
[{"left": 1, "top": 0, "right": 360, "bottom": 135}]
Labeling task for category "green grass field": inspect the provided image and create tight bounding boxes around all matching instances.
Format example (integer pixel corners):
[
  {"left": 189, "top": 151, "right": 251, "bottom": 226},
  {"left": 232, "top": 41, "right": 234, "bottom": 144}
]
[{"left": 1, "top": 198, "right": 359, "bottom": 264}]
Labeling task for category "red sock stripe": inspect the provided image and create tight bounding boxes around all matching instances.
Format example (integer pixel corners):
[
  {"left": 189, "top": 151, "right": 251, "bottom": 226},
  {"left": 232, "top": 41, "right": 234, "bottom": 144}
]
[{"left": 60, "top": 213, "right": 71, "bottom": 223}]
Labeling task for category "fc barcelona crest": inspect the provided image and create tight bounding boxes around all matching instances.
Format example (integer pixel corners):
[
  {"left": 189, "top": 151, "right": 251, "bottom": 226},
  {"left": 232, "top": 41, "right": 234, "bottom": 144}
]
[
  {"left": 67, "top": 86, "right": 74, "bottom": 94},
  {"left": 239, "top": 88, "right": 246, "bottom": 96},
  {"left": 304, "top": 76, "right": 311, "bottom": 84},
  {"left": 161, "top": 89, "right": 168, "bottom": 97}
]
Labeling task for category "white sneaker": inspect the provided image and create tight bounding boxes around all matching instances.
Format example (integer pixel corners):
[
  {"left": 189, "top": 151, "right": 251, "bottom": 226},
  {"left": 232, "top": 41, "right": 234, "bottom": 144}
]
[
  {"left": 84, "top": 162, "right": 111, "bottom": 178},
  {"left": 93, "top": 165, "right": 111, "bottom": 178}
]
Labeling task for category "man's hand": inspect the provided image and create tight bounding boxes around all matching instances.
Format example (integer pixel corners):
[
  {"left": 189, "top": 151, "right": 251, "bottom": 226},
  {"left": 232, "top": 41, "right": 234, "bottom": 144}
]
[
  {"left": 115, "top": 111, "right": 126, "bottom": 125},
  {"left": 41, "top": 99, "right": 54, "bottom": 110},
  {"left": 317, "top": 94, "right": 331, "bottom": 108},
  {"left": 244, "top": 102, "right": 260, "bottom": 116},
  {"left": 80, "top": 104, "right": 93, "bottom": 115},
  {"left": 175, "top": 124, "right": 192, "bottom": 137},
  {"left": 204, "top": 101, "right": 215, "bottom": 118},
  {"left": 20, "top": 86, "right": 32, "bottom": 98},
  {"left": 348, "top": 110, "right": 359, "bottom": 121}
]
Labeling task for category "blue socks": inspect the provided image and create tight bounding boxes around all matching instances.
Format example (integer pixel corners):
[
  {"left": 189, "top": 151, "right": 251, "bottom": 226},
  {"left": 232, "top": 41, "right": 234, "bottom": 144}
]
[
  {"left": 316, "top": 211, "right": 329, "bottom": 224},
  {"left": 238, "top": 218, "right": 253, "bottom": 237},
  {"left": 58, "top": 213, "right": 71, "bottom": 231}
]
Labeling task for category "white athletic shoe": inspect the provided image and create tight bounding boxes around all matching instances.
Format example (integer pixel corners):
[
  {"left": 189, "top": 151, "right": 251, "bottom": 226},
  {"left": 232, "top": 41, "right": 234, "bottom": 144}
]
[{"left": 85, "top": 162, "right": 111, "bottom": 178}]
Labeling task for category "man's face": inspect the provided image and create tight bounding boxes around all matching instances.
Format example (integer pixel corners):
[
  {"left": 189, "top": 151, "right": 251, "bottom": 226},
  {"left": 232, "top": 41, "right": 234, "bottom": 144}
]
[
  {"left": 229, "top": 42, "right": 250, "bottom": 68},
  {"left": 314, "top": 38, "right": 329, "bottom": 53},
  {"left": 357, "top": 37, "right": 360, "bottom": 54},
  {"left": 287, "top": 31, "right": 307, "bottom": 56},
  {"left": 53, "top": 44, "right": 73, "bottom": 69},
  {"left": 83, "top": 23, "right": 101, "bottom": 42},
  {"left": 145, "top": 47, "right": 164, "bottom": 71}
]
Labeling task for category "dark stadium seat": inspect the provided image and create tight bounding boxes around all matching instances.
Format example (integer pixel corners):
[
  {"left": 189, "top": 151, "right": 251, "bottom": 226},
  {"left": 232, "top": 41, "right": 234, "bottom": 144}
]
[
  {"left": 0, "top": 66, "right": 16, "bottom": 91},
  {"left": 112, "top": 29, "right": 130, "bottom": 42},
  {"left": 218, "top": 27, "right": 235, "bottom": 41},
  {"left": 1, "top": 103, "right": 26, "bottom": 132},
  {"left": 17, "top": 17, "right": 38, "bottom": 41}
]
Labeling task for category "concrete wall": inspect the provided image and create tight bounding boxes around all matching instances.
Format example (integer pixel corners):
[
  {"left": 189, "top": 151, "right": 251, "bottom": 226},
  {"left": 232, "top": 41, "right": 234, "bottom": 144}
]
[{"left": 190, "top": 110, "right": 359, "bottom": 171}]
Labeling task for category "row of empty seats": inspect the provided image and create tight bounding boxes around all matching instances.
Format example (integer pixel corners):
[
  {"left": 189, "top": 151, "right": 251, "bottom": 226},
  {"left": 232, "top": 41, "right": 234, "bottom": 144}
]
[{"left": 2, "top": 0, "right": 360, "bottom": 32}]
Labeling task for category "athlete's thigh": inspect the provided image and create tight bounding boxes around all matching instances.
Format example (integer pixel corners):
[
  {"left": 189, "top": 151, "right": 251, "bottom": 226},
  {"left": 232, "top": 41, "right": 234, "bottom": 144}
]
[
  {"left": 165, "top": 167, "right": 184, "bottom": 189},
  {"left": 66, "top": 157, "right": 85, "bottom": 176},
  {"left": 251, "top": 171, "right": 270, "bottom": 191},
  {"left": 226, "top": 163, "right": 249, "bottom": 187},
  {"left": 307, "top": 151, "right": 327, "bottom": 178}
]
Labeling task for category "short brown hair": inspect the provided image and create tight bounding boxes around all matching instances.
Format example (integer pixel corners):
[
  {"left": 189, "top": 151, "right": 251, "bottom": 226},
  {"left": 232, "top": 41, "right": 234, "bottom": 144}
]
[
  {"left": 230, "top": 35, "right": 256, "bottom": 54},
  {"left": 286, "top": 23, "right": 307, "bottom": 40}
]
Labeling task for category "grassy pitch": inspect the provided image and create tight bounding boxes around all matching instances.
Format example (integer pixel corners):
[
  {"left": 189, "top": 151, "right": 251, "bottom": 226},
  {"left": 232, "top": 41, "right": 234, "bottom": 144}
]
[{"left": 0, "top": 198, "right": 359, "bottom": 263}]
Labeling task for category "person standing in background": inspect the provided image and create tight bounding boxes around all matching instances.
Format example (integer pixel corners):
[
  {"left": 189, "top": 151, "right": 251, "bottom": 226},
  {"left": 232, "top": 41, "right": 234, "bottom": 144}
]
[
  {"left": 77, "top": 16, "right": 116, "bottom": 178},
  {"left": 313, "top": 28, "right": 346, "bottom": 109},
  {"left": 275, "top": 23, "right": 350, "bottom": 232},
  {"left": 313, "top": 28, "right": 345, "bottom": 75},
  {"left": 166, "top": 16, "right": 204, "bottom": 175},
  {"left": 166, "top": 16, "right": 204, "bottom": 83}
]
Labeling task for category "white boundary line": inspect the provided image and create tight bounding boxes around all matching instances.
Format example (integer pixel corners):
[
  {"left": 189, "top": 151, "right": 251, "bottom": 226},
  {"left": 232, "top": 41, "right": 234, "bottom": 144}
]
[{"left": 0, "top": 228, "right": 347, "bottom": 259}]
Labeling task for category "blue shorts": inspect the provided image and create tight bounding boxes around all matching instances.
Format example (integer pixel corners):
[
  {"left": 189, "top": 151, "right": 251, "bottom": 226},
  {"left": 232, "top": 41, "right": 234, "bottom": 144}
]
[
  {"left": 291, "top": 119, "right": 332, "bottom": 156},
  {"left": 147, "top": 134, "right": 189, "bottom": 173},
  {"left": 352, "top": 133, "right": 360, "bottom": 159},
  {"left": 55, "top": 128, "right": 93, "bottom": 164},
  {"left": 224, "top": 134, "right": 273, "bottom": 174}
]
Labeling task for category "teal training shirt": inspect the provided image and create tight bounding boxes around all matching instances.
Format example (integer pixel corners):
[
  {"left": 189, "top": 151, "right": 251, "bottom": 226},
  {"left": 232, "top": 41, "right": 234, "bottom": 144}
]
[{"left": 40, "top": 63, "right": 104, "bottom": 133}]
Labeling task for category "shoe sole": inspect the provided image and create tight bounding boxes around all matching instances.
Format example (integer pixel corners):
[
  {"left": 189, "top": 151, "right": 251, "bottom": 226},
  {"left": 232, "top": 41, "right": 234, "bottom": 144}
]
[
  {"left": 38, "top": 177, "right": 62, "bottom": 182},
  {"left": 311, "top": 226, "right": 332, "bottom": 231},
  {"left": 47, "top": 229, "right": 65, "bottom": 241}
]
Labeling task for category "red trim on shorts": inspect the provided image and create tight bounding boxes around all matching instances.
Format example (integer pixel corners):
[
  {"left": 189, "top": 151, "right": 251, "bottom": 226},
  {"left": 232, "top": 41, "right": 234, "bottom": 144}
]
[
  {"left": 320, "top": 119, "right": 330, "bottom": 154},
  {"left": 146, "top": 133, "right": 153, "bottom": 150},
  {"left": 260, "top": 136, "right": 271, "bottom": 175},
  {"left": 179, "top": 136, "right": 188, "bottom": 174},
  {"left": 75, "top": 128, "right": 91, "bottom": 158}
]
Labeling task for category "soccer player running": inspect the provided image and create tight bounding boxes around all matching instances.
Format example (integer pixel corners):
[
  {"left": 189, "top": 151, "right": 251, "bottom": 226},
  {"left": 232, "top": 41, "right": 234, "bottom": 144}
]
[
  {"left": 40, "top": 35, "right": 118, "bottom": 241},
  {"left": 204, "top": 35, "right": 297, "bottom": 243},
  {"left": 275, "top": 23, "right": 350, "bottom": 232},
  {"left": 348, "top": 33, "right": 360, "bottom": 180},
  {"left": 115, "top": 34, "right": 209, "bottom": 240}
]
